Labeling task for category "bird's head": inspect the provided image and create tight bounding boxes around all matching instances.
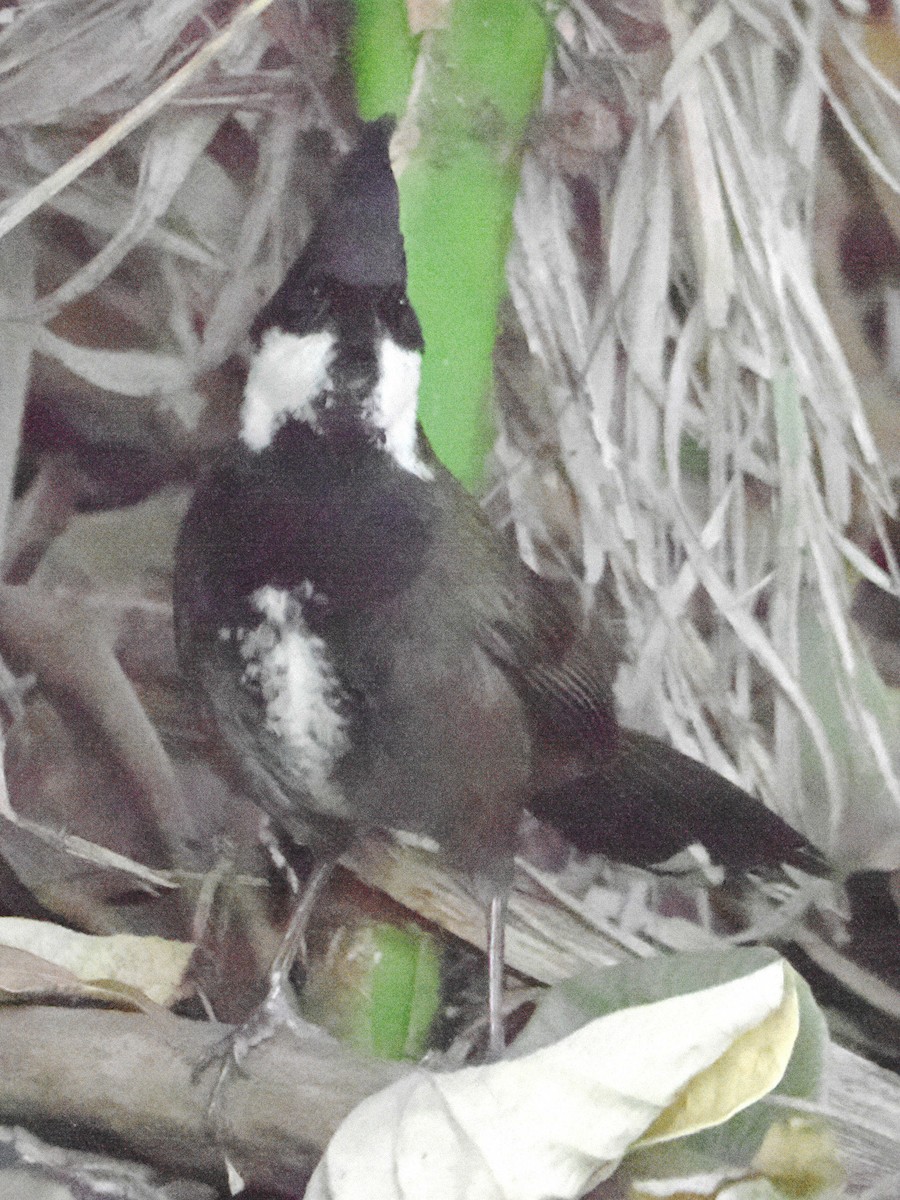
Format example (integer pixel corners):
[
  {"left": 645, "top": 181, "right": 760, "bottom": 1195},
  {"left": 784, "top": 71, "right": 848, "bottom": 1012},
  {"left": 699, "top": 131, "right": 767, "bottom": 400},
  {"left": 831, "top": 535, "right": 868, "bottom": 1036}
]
[{"left": 239, "top": 118, "right": 430, "bottom": 479}]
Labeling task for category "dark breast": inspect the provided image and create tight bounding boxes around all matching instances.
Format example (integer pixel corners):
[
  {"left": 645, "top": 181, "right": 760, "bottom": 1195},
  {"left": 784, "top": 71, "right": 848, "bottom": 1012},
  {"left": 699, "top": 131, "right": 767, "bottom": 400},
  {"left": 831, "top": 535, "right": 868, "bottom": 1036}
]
[
  {"left": 173, "top": 428, "right": 530, "bottom": 885},
  {"left": 175, "top": 425, "right": 433, "bottom": 644}
]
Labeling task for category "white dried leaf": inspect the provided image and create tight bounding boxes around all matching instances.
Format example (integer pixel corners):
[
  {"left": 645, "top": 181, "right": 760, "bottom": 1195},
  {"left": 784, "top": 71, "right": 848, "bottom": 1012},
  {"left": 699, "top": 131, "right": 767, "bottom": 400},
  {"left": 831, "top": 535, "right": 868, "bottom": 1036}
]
[
  {"left": 41, "top": 175, "right": 222, "bottom": 267},
  {"left": 626, "top": 138, "right": 673, "bottom": 384},
  {"left": 649, "top": 4, "right": 732, "bottom": 133},
  {"left": 608, "top": 129, "right": 648, "bottom": 299},
  {"left": 165, "top": 145, "right": 246, "bottom": 259},
  {"left": 308, "top": 961, "right": 797, "bottom": 1200},
  {"left": 199, "top": 113, "right": 303, "bottom": 365},
  {"left": 821, "top": 1043, "right": 900, "bottom": 1192}
]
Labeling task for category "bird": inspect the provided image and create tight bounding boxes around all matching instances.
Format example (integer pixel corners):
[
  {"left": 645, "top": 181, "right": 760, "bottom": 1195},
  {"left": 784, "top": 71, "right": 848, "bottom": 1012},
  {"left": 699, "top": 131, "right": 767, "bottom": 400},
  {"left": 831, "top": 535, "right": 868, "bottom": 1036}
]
[{"left": 173, "top": 117, "right": 824, "bottom": 1057}]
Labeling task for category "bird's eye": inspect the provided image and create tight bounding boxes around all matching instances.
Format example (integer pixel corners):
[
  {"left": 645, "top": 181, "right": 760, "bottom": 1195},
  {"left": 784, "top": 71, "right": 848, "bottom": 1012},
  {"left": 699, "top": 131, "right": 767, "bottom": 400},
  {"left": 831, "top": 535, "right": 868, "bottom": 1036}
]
[
  {"left": 291, "top": 283, "right": 329, "bottom": 330},
  {"left": 378, "top": 290, "right": 402, "bottom": 322},
  {"left": 379, "top": 289, "right": 422, "bottom": 348}
]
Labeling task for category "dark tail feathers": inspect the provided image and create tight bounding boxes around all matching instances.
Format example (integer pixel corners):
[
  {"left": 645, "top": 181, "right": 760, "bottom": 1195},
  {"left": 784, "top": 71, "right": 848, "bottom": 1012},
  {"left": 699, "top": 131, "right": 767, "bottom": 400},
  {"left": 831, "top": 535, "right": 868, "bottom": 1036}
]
[{"left": 529, "top": 728, "right": 827, "bottom": 875}]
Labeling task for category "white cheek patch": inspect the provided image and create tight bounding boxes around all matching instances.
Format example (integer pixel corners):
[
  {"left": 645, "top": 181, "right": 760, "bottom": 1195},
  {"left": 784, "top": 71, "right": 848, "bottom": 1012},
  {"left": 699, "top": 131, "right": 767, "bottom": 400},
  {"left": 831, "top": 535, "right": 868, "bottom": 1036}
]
[
  {"left": 239, "top": 585, "right": 350, "bottom": 818},
  {"left": 367, "top": 338, "right": 434, "bottom": 481},
  {"left": 240, "top": 329, "right": 335, "bottom": 451}
]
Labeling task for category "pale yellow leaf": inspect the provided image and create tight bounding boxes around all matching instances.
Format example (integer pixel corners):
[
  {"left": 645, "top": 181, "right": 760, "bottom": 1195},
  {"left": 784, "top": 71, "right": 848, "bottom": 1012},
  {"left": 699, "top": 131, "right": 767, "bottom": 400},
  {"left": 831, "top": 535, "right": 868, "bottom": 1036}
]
[
  {"left": 0, "top": 918, "right": 193, "bottom": 1007},
  {"left": 638, "top": 967, "right": 799, "bottom": 1144}
]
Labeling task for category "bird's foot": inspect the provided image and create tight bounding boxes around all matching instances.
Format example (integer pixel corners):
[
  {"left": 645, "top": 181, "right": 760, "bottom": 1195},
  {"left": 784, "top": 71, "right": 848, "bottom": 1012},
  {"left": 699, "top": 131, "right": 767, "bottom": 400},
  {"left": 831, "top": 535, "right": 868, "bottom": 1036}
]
[
  {"left": 194, "top": 975, "right": 327, "bottom": 1124},
  {"left": 242, "top": 974, "right": 325, "bottom": 1055}
]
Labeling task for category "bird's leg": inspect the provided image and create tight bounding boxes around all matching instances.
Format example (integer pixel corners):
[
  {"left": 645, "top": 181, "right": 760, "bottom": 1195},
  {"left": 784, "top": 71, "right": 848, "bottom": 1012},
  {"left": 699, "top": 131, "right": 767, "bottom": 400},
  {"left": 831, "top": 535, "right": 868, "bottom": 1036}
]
[
  {"left": 195, "top": 856, "right": 335, "bottom": 1113},
  {"left": 258, "top": 856, "right": 334, "bottom": 1033},
  {"left": 486, "top": 890, "right": 508, "bottom": 1061}
]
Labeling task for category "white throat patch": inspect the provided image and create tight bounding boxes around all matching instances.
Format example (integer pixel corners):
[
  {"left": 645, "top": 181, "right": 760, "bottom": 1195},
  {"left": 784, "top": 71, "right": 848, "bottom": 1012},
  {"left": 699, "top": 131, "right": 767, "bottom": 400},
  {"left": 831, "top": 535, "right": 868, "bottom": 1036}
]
[
  {"left": 367, "top": 338, "right": 433, "bottom": 481},
  {"left": 240, "top": 329, "right": 335, "bottom": 451},
  {"left": 240, "top": 326, "right": 433, "bottom": 481}
]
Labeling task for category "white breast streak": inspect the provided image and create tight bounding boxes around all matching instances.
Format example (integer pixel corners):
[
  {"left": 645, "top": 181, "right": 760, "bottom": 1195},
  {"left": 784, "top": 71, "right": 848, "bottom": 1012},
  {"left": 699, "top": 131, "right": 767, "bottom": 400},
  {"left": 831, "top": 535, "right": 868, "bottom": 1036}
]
[
  {"left": 367, "top": 338, "right": 434, "bottom": 481},
  {"left": 240, "top": 329, "right": 336, "bottom": 451},
  {"left": 239, "top": 586, "right": 350, "bottom": 817}
]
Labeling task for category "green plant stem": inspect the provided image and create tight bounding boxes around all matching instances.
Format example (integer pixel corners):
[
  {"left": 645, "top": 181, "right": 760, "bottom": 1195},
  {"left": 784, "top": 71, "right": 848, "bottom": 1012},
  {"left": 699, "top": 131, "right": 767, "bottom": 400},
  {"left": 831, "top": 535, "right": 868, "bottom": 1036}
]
[{"left": 351, "top": 0, "right": 551, "bottom": 488}]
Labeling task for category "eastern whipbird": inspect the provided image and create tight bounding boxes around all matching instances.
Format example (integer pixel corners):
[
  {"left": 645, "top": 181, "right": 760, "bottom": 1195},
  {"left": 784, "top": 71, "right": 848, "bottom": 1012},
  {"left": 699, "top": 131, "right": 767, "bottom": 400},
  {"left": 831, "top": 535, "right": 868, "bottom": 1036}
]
[{"left": 174, "top": 118, "right": 824, "bottom": 1058}]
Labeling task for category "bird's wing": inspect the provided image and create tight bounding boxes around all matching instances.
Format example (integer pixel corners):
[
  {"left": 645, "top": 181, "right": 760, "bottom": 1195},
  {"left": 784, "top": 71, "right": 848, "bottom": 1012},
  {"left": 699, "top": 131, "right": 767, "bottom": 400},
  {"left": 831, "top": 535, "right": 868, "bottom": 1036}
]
[
  {"left": 471, "top": 559, "right": 620, "bottom": 762},
  {"left": 467, "top": 534, "right": 824, "bottom": 874}
]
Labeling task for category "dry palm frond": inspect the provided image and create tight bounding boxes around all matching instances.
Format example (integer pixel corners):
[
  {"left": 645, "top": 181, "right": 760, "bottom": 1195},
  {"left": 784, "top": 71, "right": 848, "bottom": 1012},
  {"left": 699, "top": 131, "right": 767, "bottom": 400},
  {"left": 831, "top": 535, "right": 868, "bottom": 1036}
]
[{"left": 502, "top": 0, "right": 900, "bottom": 874}]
